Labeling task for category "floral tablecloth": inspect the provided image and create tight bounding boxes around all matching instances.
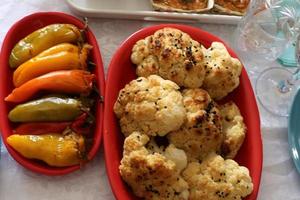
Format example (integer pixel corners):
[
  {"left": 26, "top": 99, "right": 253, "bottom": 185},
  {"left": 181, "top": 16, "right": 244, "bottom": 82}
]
[{"left": 0, "top": 0, "right": 299, "bottom": 199}]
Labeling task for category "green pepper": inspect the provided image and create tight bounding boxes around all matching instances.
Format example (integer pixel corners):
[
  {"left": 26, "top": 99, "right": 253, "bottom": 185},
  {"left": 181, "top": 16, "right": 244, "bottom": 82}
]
[
  {"left": 8, "top": 96, "right": 83, "bottom": 122},
  {"left": 9, "top": 24, "right": 82, "bottom": 68}
]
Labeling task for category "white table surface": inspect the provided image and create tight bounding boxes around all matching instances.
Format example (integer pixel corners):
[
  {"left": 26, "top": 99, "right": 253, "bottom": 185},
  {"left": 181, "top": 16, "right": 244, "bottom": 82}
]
[{"left": 1, "top": 0, "right": 300, "bottom": 200}]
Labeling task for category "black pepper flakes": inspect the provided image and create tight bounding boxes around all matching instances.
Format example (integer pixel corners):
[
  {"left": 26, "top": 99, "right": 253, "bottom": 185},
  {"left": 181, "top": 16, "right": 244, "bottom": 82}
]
[
  {"left": 162, "top": 48, "right": 171, "bottom": 58},
  {"left": 155, "top": 40, "right": 161, "bottom": 48},
  {"left": 186, "top": 46, "right": 193, "bottom": 57},
  {"left": 185, "top": 61, "right": 193, "bottom": 71}
]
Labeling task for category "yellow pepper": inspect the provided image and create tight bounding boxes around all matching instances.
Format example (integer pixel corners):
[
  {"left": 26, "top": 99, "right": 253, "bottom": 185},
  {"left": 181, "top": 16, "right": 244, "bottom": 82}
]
[
  {"left": 9, "top": 24, "right": 82, "bottom": 68},
  {"left": 7, "top": 133, "right": 85, "bottom": 167},
  {"left": 13, "top": 43, "right": 91, "bottom": 87}
]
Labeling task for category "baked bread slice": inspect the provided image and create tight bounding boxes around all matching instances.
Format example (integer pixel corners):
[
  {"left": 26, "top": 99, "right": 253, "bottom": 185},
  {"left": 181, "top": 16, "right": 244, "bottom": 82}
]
[
  {"left": 214, "top": 0, "right": 249, "bottom": 16},
  {"left": 151, "top": 0, "right": 212, "bottom": 13}
]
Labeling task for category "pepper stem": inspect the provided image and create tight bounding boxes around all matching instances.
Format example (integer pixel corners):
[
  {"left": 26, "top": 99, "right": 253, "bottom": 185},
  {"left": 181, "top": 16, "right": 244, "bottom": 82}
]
[{"left": 93, "top": 85, "right": 104, "bottom": 103}]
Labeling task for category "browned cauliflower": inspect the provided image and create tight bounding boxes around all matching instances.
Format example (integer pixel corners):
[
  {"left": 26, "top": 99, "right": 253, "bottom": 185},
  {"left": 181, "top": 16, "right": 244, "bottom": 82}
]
[
  {"left": 120, "top": 132, "right": 189, "bottom": 200},
  {"left": 131, "top": 28, "right": 206, "bottom": 88},
  {"left": 220, "top": 101, "right": 246, "bottom": 159},
  {"left": 202, "top": 42, "right": 242, "bottom": 100},
  {"left": 168, "top": 88, "right": 223, "bottom": 162},
  {"left": 182, "top": 153, "right": 253, "bottom": 200},
  {"left": 114, "top": 75, "right": 186, "bottom": 137}
]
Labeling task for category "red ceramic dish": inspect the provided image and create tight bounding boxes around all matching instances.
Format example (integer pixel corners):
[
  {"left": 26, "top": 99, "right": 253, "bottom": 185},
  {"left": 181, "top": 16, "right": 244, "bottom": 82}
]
[
  {"left": 104, "top": 24, "right": 262, "bottom": 200},
  {"left": 0, "top": 12, "right": 105, "bottom": 175}
]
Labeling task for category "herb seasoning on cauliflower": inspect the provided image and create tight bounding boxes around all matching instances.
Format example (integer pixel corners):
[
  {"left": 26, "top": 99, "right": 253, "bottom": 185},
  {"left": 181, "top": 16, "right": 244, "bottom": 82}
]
[
  {"left": 168, "top": 88, "right": 223, "bottom": 162},
  {"left": 220, "top": 101, "right": 246, "bottom": 159},
  {"left": 131, "top": 28, "right": 206, "bottom": 88},
  {"left": 202, "top": 42, "right": 242, "bottom": 100},
  {"left": 120, "top": 132, "right": 189, "bottom": 200},
  {"left": 114, "top": 75, "right": 186, "bottom": 137},
  {"left": 182, "top": 153, "right": 253, "bottom": 200}
]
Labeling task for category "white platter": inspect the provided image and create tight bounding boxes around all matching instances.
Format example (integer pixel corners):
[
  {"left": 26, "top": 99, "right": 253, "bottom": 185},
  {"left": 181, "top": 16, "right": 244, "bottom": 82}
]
[{"left": 66, "top": 0, "right": 242, "bottom": 24}]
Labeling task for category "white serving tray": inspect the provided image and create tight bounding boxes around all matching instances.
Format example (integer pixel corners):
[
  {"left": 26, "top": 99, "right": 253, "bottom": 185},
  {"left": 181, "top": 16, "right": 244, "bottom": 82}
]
[{"left": 66, "top": 0, "right": 242, "bottom": 24}]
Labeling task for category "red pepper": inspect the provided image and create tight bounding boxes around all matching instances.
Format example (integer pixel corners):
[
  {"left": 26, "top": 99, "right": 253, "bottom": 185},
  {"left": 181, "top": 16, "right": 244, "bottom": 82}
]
[
  {"left": 14, "top": 122, "right": 71, "bottom": 135},
  {"left": 14, "top": 113, "right": 91, "bottom": 135},
  {"left": 71, "top": 113, "right": 91, "bottom": 135}
]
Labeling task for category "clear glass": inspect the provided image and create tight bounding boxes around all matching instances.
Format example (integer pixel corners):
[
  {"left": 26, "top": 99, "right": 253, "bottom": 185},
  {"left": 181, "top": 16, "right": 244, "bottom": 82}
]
[{"left": 235, "top": 0, "right": 300, "bottom": 117}]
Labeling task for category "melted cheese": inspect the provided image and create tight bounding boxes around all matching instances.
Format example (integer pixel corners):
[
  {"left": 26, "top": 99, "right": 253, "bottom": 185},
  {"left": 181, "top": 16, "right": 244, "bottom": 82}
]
[
  {"left": 215, "top": 0, "right": 249, "bottom": 13},
  {"left": 153, "top": 0, "right": 208, "bottom": 10}
]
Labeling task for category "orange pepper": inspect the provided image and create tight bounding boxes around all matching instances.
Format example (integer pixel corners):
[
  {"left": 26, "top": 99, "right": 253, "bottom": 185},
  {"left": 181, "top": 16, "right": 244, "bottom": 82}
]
[
  {"left": 6, "top": 70, "right": 95, "bottom": 103},
  {"left": 13, "top": 43, "right": 91, "bottom": 87}
]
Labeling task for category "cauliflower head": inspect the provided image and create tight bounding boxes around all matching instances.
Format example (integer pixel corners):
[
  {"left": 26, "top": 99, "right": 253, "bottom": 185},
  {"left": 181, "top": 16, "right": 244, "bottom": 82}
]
[
  {"left": 220, "top": 101, "right": 246, "bottom": 159},
  {"left": 131, "top": 28, "right": 206, "bottom": 88},
  {"left": 168, "top": 88, "right": 223, "bottom": 162},
  {"left": 182, "top": 153, "right": 253, "bottom": 200},
  {"left": 114, "top": 75, "right": 186, "bottom": 137},
  {"left": 120, "top": 132, "right": 189, "bottom": 200},
  {"left": 202, "top": 42, "right": 242, "bottom": 100}
]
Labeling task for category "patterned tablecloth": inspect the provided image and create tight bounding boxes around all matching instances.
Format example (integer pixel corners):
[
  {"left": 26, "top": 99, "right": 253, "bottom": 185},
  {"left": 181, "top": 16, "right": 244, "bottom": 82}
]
[{"left": 0, "top": 1, "right": 300, "bottom": 199}]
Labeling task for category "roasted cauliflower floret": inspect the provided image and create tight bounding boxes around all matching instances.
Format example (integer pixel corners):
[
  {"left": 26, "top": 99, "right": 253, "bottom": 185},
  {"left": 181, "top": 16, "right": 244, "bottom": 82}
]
[
  {"left": 114, "top": 75, "right": 186, "bottom": 137},
  {"left": 182, "top": 153, "right": 253, "bottom": 200},
  {"left": 164, "top": 144, "right": 188, "bottom": 172},
  {"left": 168, "top": 89, "right": 223, "bottom": 162},
  {"left": 220, "top": 101, "right": 246, "bottom": 159},
  {"left": 120, "top": 132, "right": 189, "bottom": 200},
  {"left": 202, "top": 42, "right": 242, "bottom": 100},
  {"left": 146, "top": 137, "right": 188, "bottom": 172},
  {"left": 132, "top": 28, "right": 206, "bottom": 88}
]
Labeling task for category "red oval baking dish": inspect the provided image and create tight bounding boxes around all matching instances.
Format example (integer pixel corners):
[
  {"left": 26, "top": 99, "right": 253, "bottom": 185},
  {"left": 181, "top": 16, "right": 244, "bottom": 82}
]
[
  {"left": 0, "top": 12, "right": 105, "bottom": 175},
  {"left": 104, "top": 24, "right": 262, "bottom": 200}
]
